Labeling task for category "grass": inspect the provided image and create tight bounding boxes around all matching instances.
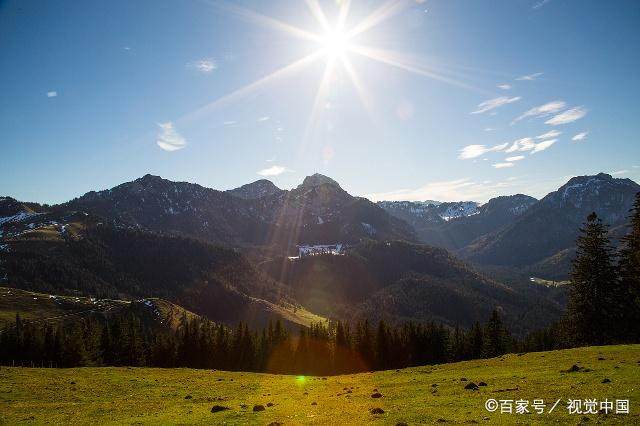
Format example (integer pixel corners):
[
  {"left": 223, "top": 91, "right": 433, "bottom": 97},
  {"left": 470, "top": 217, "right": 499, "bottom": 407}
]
[{"left": 1, "top": 345, "right": 638, "bottom": 425}]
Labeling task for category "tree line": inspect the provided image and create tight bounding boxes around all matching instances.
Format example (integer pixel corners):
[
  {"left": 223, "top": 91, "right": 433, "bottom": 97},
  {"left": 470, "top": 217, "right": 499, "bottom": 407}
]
[{"left": 0, "top": 309, "right": 517, "bottom": 374}]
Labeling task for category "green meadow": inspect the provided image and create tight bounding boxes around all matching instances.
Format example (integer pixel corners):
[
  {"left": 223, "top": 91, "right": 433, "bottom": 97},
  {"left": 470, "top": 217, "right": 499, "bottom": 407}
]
[{"left": 1, "top": 345, "right": 638, "bottom": 425}]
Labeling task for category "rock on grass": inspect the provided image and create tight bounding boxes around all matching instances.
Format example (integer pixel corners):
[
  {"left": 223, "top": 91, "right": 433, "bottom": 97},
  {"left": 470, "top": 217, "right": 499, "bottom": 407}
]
[
  {"left": 464, "top": 382, "right": 479, "bottom": 390},
  {"left": 211, "top": 405, "right": 230, "bottom": 413},
  {"left": 371, "top": 392, "right": 383, "bottom": 398},
  {"left": 370, "top": 408, "right": 385, "bottom": 414},
  {"left": 253, "top": 405, "right": 265, "bottom": 412}
]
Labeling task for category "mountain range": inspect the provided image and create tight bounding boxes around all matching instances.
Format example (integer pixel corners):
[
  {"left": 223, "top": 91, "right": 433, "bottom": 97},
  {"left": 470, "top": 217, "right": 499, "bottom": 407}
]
[{"left": 1, "top": 172, "right": 637, "bottom": 334}]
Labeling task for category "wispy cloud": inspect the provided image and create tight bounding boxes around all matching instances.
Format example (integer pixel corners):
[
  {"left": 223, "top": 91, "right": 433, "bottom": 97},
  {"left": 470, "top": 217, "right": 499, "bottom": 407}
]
[
  {"left": 505, "top": 137, "right": 536, "bottom": 153},
  {"left": 537, "top": 130, "right": 561, "bottom": 140},
  {"left": 46, "top": 91, "right": 57, "bottom": 98},
  {"left": 257, "top": 116, "right": 270, "bottom": 122},
  {"left": 571, "top": 131, "right": 589, "bottom": 142},
  {"left": 257, "top": 165, "right": 292, "bottom": 177},
  {"left": 366, "top": 178, "right": 517, "bottom": 202},
  {"left": 545, "top": 106, "right": 587, "bottom": 125},
  {"left": 223, "top": 120, "right": 237, "bottom": 126},
  {"left": 506, "top": 155, "right": 525, "bottom": 162},
  {"left": 497, "top": 84, "right": 511, "bottom": 90},
  {"left": 512, "top": 100, "right": 565, "bottom": 124},
  {"left": 611, "top": 170, "right": 629, "bottom": 176},
  {"left": 532, "top": 0, "right": 552, "bottom": 9},
  {"left": 531, "top": 139, "right": 556, "bottom": 154},
  {"left": 156, "top": 122, "right": 186, "bottom": 152},
  {"left": 187, "top": 58, "right": 217, "bottom": 73},
  {"left": 516, "top": 72, "right": 543, "bottom": 81},
  {"left": 458, "top": 143, "right": 509, "bottom": 160},
  {"left": 493, "top": 162, "right": 515, "bottom": 169},
  {"left": 471, "top": 96, "right": 521, "bottom": 114}
]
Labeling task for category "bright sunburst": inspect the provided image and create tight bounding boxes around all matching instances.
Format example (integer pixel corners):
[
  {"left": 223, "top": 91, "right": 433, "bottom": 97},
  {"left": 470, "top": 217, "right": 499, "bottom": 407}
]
[
  {"left": 320, "top": 28, "right": 351, "bottom": 58},
  {"left": 180, "top": 0, "right": 479, "bottom": 132}
]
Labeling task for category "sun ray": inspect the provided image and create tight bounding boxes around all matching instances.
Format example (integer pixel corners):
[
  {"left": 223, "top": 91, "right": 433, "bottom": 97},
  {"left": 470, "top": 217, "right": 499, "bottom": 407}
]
[
  {"left": 304, "top": 56, "right": 337, "bottom": 141},
  {"left": 304, "top": 0, "right": 332, "bottom": 32},
  {"left": 336, "top": 0, "right": 352, "bottom": 31},
  {"left": 346, "top": 0, "right": 413, "bottom": 39},
  {"left": 350, "top": 44, "right": 491, "bottom": 94},
  {"left": 179, "top": 51, "right": 325, "bottom": 126},
  {"left": 200, "top": 0, "right": 321, "bottom": 43},
  {"left": 340, "top": 54, "right": 375, "bottom": 119}
]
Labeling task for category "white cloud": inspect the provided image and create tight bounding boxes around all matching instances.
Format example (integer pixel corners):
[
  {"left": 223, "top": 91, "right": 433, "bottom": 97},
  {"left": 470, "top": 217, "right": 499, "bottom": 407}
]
[
  {"left": 471, "top": 96, "right": 521, "bottom": 114},
  {"left": 257, "top": 116, "right": 270, "bottom": 122},
  {"left": 611, "top": 169, "right": 629, "bottom": 176},
  {"left": 47, "top": 91, "right": 57, "bottom": 98},
  {"left": 257, "top": 165, "right": 292, "bottom": 177},
  {"left": 532, "top": 0, "right": 552, "bottom": 9},
  {"left": 223, "top": 120, "right": 237, "bottom": 126},
  {"left": 531, "top": 139, "right": 556, "bottom": 154},
  {"left": 512, "top": 100, "right": 565, "bottom": 124},
  {"left": 516, "top": 72, "right": 543, "bottom": 81},
  {"left": 497, "top": 84, "right": 511, "bottom": 90},
  {"left": 505, "top": 137, "right": 536, "bottom": 153},
  {"left": 545, "top": 107, "right": 587, "bottom": 125},
  {"left": 187, "top": 58, "right": 217, "bottom": 73},
  {"left": 571, "top": 131, "right": 589, "bottom": 142},
  {"left": 506, "top": 155, "right": 525, "bottom": 162},
  {"left": 366, "top": 178, "right": 511, "bottom": 202},
  {"left": 493, "top": 162, "right": 515, "bottom": 169},
  {"left": 536, "top": 130, "right": 561, "bottom": 140},
  {"left": 458, "top": 143, "right": 509, "bottom": 160},
  {"left": 156, "top": 122, "right": 186, "bottom": 151},
  {"left": 484, "top": 127, "right": 495, "bottom": 132}
]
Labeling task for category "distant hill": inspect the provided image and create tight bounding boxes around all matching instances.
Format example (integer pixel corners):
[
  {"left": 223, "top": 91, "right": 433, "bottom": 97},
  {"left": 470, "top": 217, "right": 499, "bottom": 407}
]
[
  {"left": 0, "top": 212, "right": 322, "bottom": 329},
  {"left": 461, "top": 173, "right": 640, "bottom": 273},
  {"left": 226, "top": 179, "right": 284, "bottom": 200},
  {"left": 0, "top": 287, "right": 200, "bottom": 333},
  {"left": 61, "top": 173, "right": 415, "bottom": 251},
  {"left": 379, "top": 195, "right": 536, "bottom": 250},
  {"left": 379, "top": 174, "right": 638, "bottom": 278},
  {"left": 260, "top": 240, "right": 563, "bottom": 335}
]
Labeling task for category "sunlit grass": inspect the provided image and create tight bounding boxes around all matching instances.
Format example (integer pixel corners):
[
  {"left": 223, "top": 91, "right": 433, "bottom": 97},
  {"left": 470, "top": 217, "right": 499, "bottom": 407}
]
[{"left": 1, "top": 345, "right": 638, "bottom": 424}]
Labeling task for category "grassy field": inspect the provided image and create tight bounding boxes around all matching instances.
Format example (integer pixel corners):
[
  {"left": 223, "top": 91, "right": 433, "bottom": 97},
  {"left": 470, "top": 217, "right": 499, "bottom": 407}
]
[{"left": 1, "top": 345, "right": 638, "bottom": 425}]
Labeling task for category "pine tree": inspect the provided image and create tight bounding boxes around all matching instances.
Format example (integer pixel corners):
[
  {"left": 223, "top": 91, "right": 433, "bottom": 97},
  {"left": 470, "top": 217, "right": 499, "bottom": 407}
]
[
  {"left": 618, "top": 192, "right": 640, "bottom": 341},
  {"left": 483, "top": 309, "right": 507, "bottom": 357},
  {"left": 568, "top": 212, "right": 620, "bottom": 345},
  {"left": 468, "top": 322, "right": 484, "bottom": 359}
]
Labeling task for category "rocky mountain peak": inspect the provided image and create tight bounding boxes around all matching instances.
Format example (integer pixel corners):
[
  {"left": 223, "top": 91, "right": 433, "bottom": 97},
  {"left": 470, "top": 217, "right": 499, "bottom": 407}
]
[
  {"left": 227, "top": 179, "right": 282, "bottom": 200},
  {"left": 298, "top": 173, "right": 341, "bottom": 189}
]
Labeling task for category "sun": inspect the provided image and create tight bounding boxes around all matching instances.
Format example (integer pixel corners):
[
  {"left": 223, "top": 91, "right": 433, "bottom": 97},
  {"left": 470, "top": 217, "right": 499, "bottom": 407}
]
[
  {"left": 320, "top": 28, "right": 351, "bottom": 58},
  {"left": 181, "top": 1, "right": 476, "bottom": 134}
]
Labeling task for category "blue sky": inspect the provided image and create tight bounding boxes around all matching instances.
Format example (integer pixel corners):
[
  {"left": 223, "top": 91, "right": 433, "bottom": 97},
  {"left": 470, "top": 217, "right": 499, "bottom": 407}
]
[{"left": 1, "top": 0, "right": 639, "bottom": 204}]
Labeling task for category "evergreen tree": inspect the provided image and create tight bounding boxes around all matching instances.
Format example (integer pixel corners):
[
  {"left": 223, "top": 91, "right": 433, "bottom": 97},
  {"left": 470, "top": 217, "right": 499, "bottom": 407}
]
[
  {"left": 483, "top": 309, "right": 507, "bottom": 357},
  {"left": 568, "top": 212, "right": 620, "bottom": 345},
  {"left": 618, "top": 192, "right": 640, "bottom": 341}
]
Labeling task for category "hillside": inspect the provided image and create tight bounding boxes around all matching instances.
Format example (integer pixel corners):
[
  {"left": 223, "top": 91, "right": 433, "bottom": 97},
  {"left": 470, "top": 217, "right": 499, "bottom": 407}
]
[
  {"left": 0, "top": 214, "right": 322, "bottom": 329},
  {"left": 1, "top": 344, "right": 638, "bottom": 424},
  {"left": 462, "top": 173, "right": 640, "bottom": 271},
  {"left": 260, "top": 240, "right": 564, "bottom": 335},
  {"left": 61, "top": 173, "right": 415, "bottom": 251},
  {"left": 0, "top": 287, "right": 199, "bottom": 332}
]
